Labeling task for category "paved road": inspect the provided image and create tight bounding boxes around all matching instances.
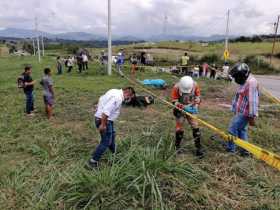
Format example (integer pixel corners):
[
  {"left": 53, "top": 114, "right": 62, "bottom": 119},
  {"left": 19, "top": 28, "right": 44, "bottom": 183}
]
[{"left": 255, "top": 75, "right": 280, "bottom": 98}]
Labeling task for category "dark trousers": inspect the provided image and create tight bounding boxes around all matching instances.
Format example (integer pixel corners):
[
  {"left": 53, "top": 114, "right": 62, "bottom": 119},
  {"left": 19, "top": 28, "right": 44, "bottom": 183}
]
[
  {"left": 210, "top": 70, "right": 216, "bottom": 79},
  {"left": 67, "top": 66, "right": 73, "bottom": 73},
  {"left": 78, "top": 63, "right": 83, "bottom": 73},
  {"left": 92, "top": 118, "right": 116, "bottom": 161},
  {"left": 82, "top": 62, "right": 88, "bottom": 70},
  {"left": 57, "top": 66, "right": 62, "bottom": 75},
  {"left": 25, "top": 91, "right": 34, "bottom": 114}
]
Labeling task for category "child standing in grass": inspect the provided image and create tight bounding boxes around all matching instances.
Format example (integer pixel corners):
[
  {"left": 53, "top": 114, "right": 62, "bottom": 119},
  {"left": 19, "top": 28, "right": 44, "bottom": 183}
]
[{"left": 40, "top": 68, "right": 54, "bottom": 119}]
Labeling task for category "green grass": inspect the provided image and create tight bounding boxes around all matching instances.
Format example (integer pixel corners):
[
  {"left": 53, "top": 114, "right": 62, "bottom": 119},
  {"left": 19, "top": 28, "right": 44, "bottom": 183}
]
[{"left": 0, "top": 53, "right": 280, "bottom": 209}]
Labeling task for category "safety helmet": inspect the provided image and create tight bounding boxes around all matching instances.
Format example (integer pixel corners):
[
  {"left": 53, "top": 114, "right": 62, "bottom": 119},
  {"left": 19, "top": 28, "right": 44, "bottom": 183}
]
[
  {"left": 230, "top": 63, "right": 250, "bottom": 85},
  {"left": 178, "top": 76, "right": 194, "bottom": 94}
]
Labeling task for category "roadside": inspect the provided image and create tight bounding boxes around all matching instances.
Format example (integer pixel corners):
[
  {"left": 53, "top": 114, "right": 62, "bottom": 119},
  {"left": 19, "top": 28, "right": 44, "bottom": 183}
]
[{"left": 255, "top": 75, "right": 280, "bottom": 98}]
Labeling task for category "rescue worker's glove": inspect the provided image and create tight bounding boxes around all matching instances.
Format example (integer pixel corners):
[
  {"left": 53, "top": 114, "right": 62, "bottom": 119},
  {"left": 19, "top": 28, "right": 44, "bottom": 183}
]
[
  {"left": 176, "top": 103, "right": 184, "bottom": 110},
  {"left": 184, "top": 105, "right": 199, "bottom": 114}
]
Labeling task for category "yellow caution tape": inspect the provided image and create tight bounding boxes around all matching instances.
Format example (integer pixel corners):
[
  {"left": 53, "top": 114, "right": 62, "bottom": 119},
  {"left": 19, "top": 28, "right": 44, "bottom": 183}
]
[
  {"left": 115, "top": 69, "right": 280, "bottom": 171},
  {"left": 261, "top": 87, "right": 280, "bottom": 104}
]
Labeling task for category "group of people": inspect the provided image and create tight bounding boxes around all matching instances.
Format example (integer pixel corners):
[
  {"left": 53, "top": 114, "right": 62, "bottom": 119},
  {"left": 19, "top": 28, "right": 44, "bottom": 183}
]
[
  {"left": 87, "top": 62, "right": 259, "bottom": 169},
  {"left": 56, "top": 53, "right": 89, "bottom": 75},
  {"left": 18, "top": 66, "right": 55, "bottom": 119},
  {"left": 179, "top": 52, "right": 231, "bottom": 80}
]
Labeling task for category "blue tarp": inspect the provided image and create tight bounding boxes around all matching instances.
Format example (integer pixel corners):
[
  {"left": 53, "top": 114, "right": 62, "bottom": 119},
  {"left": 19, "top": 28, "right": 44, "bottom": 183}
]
[{"left": 141, "top": 79, "right": 166, "bottom": 88}]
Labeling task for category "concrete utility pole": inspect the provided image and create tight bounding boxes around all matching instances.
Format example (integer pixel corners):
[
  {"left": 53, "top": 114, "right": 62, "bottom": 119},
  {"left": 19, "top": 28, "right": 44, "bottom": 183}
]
[
  {"left": 270, "top": 15, "right": 280, "bottom": 65},
  {"left": 32, "top": 38, "right": 36, "bottom": 56},
  {"left": 225, "top": 10, "right": 230, "bottom": 53},
  {"left": 107, "top": 0, "right": 112, "bottom": 75},
  {"left": 35, "top": 17, "right": 41, "bottom": 62},
  {"left": 41, "top": 36, "right": 45, "bottom": 56}
]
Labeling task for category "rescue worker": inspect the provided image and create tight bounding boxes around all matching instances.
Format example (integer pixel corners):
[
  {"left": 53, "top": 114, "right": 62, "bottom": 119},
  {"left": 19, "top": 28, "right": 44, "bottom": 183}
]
[
  {"left": 227, "top": 63, "right": 259, "bottom": 156},
  {"left": 171, "top": 76, "right": 204, "bottom": 157}
]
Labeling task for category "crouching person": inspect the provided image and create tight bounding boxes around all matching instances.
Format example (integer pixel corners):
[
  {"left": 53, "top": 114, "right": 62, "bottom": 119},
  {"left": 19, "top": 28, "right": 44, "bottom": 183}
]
[
  {"left": 227, "top": 63, "right": 259, "bottom": 156},
  {"left": 171, "top": 76, "right": 204, "bottom": 157},
  {"left": 87, "top": 87, "right": 136, "bottom": 169}
]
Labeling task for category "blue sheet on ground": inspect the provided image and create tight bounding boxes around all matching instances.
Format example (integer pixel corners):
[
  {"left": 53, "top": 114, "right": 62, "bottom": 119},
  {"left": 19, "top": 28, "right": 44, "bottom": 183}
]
[{"left": 141, "top": 79, "right": 166, "bottom": 88}]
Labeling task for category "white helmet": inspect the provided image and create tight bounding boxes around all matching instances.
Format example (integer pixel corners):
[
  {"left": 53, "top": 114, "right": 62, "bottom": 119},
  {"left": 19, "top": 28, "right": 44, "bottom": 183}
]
[{"left": 178, "top": 76, "right": 194, "bottom": 94}]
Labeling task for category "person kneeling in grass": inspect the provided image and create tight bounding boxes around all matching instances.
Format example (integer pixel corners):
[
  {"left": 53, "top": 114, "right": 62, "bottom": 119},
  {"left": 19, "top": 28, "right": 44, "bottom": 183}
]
[
  {"left": 40, "top": 68, "right": 54, "bottom": 119},
  {"left": 86, "top": 87, "right": 136, "bottom": 169}
]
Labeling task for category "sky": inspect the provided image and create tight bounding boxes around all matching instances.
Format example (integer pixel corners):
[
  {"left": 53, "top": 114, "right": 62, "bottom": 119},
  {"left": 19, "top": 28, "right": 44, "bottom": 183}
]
[{"left": 0, "top": 0, "right": 279, "bottom": 37}]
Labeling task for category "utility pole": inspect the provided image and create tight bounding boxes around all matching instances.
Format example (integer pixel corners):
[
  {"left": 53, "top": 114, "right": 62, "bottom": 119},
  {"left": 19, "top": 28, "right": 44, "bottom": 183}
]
[
  {"left": 107, "top": 0, "right": 112, "bottom": 75},
  {"left": 35, "top": 17, "right": 41, "bottom": 62},
  {"left": 32, "top": 38, "right": 36, "bottom": 56},
  {"left": 224, "top": 9, "right": 230, "bottom": 61},
  {"left": 270, "top": 15, "right": 280, "bottom": 65},
  {"left": 41, "top": 35, "right": 45, "bottom": 56}
]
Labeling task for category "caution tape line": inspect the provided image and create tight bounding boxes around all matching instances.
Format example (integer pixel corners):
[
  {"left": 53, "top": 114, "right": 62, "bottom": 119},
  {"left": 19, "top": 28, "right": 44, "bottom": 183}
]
[
  {"left": 261, "top": 87, "right": 280, "bottom": 105},
  {"left": 113, "top": 69, "right": 280, "bottom": 171}
]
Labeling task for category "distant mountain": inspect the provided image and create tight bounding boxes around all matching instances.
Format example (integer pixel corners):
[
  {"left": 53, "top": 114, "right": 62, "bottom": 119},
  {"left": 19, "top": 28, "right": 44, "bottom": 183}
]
[
  {"left": 0, "top": 28, "right": 106, "bottom": 41},
  {"left": 0, "top": 28, "right": 51, "bottom": 38},
  {"left": 148, "top": 34, "right": 236, "bottom": 42},
  {"left": 0, "top": 27, "right": 236, "bottom": 42},
  {"left": 54, "top": 32, "right": 106, "bottom": 41}
]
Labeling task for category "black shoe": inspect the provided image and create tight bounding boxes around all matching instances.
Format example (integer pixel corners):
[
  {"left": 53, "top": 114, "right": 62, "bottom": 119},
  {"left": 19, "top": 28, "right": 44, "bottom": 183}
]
[
  {"left": 239, "top": 150, "right": 250, "bottom": 157},
  {"left": 85, "top": 159, "right": 98, "bottom": 170},
  {"left": 196, "top": 149, "right": 204, "bottom": 158}
]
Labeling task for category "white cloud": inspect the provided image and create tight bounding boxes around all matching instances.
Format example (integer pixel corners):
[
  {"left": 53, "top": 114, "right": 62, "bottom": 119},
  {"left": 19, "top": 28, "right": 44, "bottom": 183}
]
[{"left": 0, "top": 0, "right": 279, "bottom": 36}]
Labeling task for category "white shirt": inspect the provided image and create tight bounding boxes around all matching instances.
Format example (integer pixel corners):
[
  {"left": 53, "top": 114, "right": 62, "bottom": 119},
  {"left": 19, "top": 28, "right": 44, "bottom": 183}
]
[
  {"left": 82, "top": 54, "right": 88, "bottom": 62},
  {"left": 95, "top": 89, "right": 124, "bottom": 121}
]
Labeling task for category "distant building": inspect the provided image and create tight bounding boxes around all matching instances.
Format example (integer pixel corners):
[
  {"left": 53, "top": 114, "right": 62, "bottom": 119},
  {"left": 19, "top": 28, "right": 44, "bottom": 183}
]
[{"left": 201, "top": 42, "right": 209, "bottom": 47}]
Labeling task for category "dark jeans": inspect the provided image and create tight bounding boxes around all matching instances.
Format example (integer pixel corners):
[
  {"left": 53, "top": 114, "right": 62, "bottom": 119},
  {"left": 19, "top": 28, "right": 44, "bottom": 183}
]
[
  {"left": 210, "top": 70, "right": 216, "bottom": 79},
  {"left": 57, "top": 65, "right": 62, "bottom": 75},
  {"left": 92, "top": 118, "right": 116, "bottom": 161},
  {"left": 67, "top": 66, "right": 73, "bottom": 73},
  {"left": 25, "top": 91, "right": 34, "bottom": 114},
  {"left": 78, "top": 63, "right": 83, "bottom": 73},
  {"left": 83, "top": 62, "right": 88, "bottom": 70}
]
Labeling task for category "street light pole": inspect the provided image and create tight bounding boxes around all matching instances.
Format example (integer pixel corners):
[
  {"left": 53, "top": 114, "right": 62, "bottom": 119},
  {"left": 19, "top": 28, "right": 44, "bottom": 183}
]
[{"left": 108, "top": 0, "right": 112, "bottom": 75}]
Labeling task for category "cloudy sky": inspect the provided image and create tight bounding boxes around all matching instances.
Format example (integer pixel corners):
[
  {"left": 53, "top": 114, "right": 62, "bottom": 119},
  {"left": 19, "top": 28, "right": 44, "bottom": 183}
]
[{"left": 0, "top": 0, "right": 279, "bottom": 37}]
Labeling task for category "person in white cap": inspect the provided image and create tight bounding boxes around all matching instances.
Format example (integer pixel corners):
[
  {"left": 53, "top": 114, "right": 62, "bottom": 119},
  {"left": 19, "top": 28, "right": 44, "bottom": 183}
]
[{"left": 171, "top": 76, "right": 204, "bottom": 157}]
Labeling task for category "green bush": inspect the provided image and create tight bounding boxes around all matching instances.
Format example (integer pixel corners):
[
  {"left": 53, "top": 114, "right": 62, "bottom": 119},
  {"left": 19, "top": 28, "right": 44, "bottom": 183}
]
[{"left": 243, "top": 55, "right": 280, "bottom": 74}]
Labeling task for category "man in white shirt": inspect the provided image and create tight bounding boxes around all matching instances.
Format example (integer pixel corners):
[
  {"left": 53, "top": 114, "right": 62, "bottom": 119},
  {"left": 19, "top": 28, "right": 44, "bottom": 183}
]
[
  {"left": 82, "top": 53, "right": 89, "bottom": 70},
  {"left": 87, "top": 87, "right": 136, "bottom": 169}
]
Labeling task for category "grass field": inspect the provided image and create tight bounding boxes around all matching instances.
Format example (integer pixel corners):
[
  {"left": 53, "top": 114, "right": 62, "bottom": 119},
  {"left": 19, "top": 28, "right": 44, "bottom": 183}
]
[
  {"left": 108, "top": 41, "right": 280, "bottom": 74},
  {"left": 0, "top": 52, "right": 280, "bottom": 210}
]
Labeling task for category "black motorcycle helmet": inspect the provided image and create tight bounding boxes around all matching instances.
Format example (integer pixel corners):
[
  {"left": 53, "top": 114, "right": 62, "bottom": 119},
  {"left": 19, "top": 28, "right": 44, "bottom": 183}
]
[{"left": 229, "top": 63, "right": 250, "bottom": 85}]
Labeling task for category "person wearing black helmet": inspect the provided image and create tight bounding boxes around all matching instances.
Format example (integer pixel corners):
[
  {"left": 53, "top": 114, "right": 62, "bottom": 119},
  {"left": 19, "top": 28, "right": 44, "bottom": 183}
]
[{"left": 227, "top": 63, "right": 259, "bottom": 156}]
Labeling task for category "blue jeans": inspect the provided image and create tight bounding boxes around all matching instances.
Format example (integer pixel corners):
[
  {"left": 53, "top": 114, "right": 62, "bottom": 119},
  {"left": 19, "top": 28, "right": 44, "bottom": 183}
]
[
  {"left": 92, "top": 118, "right": 116, "bottom": 161},
  {"left": 227, "top": 114, "right": 249, "bottom": 152},
  {"left": 25, "top": 91, "right": 34, "bottom": 114}
]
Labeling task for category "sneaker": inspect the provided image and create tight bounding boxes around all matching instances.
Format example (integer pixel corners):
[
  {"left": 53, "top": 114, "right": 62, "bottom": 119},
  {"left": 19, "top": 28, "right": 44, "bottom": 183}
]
[
  {"left": 85, "top": 159, "right": 98, "bottom": 170},
  {"left": 26, "top": 113, "right": 35, "bottom": 117}
]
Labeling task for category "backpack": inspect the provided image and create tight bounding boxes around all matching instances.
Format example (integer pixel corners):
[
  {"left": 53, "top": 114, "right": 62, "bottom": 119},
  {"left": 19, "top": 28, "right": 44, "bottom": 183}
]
[{"left": 17, "top": 74, "right": 25, "bottom": 89}]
